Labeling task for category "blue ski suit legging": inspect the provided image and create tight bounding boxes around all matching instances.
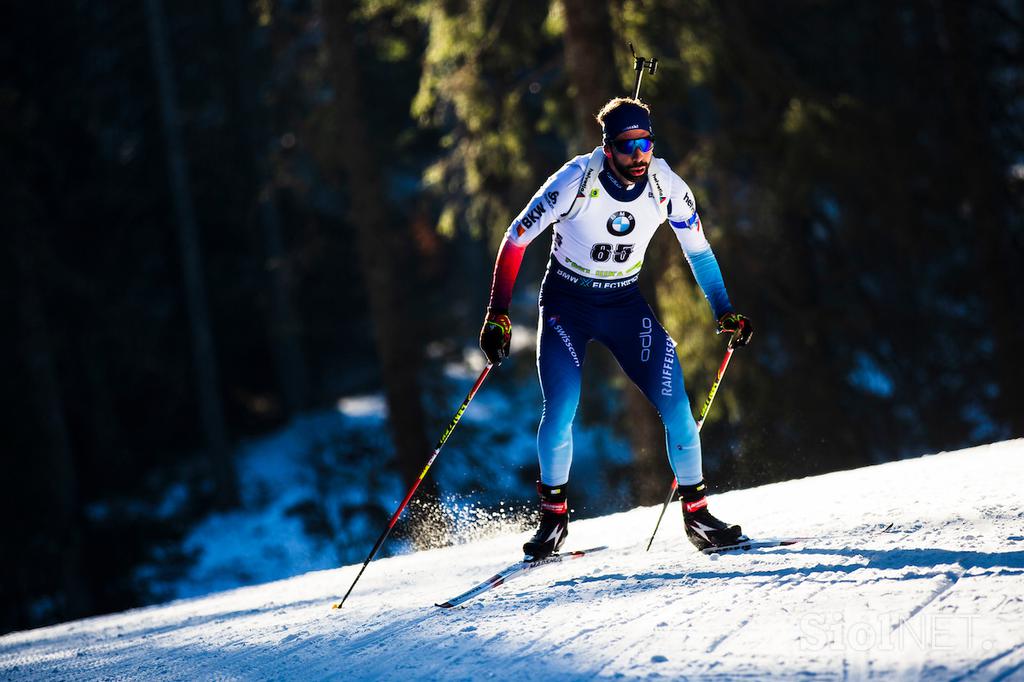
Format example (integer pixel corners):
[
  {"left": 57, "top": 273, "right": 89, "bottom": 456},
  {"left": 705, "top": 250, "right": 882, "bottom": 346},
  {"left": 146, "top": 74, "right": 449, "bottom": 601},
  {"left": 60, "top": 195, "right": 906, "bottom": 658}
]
[{"left": 535, "top": 271, "right": 703, "bottom": 487}]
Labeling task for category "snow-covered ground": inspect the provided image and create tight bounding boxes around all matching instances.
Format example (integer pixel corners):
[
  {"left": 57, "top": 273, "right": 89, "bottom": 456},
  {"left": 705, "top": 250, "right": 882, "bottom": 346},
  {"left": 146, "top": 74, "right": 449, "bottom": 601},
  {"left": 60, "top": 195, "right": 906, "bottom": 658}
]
[{"left": 3, "top": 439, "right": 1022, "bottom": 681}]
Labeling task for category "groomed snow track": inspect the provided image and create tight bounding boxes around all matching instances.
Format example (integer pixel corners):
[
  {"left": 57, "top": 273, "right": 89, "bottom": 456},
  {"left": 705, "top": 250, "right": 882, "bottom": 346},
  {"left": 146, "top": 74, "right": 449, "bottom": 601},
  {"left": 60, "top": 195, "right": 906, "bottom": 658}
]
[{"left": 2, "top": 440, "right": 1022, "bottom": 681}]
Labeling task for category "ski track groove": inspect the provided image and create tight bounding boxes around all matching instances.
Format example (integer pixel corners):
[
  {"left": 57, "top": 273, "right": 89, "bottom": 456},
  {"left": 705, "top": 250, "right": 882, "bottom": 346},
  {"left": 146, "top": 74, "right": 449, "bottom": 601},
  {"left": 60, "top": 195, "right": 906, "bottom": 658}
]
[
  {"left": 333, "top": 610, "right": 438, "bottom": 657},
  {"left": 424, "top": 549, "right": 652, "bottom": 673},
  {"left": 116, "top": 607, "right": 345, "bottom": 682},
  {"left": 531, "top": 557, "right": 696, "bottom": 671},
  {"left": 890, "top": 568, "right": 963, "bottom": 634},
  {"left": 701, "top": 558, "right": 851, "bottom": 678},
  {"left": 991, "top": 657, "right": 1024, "bottom": 682},
  {"left": 534, "top": 550, "right": 717, "bottom": 677},
  {"left": 949, "top": 641, "right": 1024, "bottom": 682},
  {"left": 703, "top": 571, "right": 792, "bottom": 655},
  {"left": 705, "top": 615, "right": 751, "bottom": 655}
]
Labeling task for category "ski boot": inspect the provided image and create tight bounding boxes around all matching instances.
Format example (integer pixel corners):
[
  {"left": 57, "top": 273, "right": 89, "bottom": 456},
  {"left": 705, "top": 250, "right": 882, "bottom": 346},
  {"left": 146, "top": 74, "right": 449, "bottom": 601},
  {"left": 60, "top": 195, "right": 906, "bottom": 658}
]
[
  {"left": 680, "top": 480, "right": 746, "bottom": 551},
  {"left": 523, "top": 482, "right": 569, "bottom": 560}
]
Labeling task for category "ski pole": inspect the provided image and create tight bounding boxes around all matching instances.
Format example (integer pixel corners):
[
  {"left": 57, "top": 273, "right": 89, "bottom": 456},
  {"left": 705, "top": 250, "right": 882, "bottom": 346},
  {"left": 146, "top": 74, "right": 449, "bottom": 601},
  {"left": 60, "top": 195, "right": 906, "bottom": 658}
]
[
  {"left": 645, "top": 339, "right": 736, "bottom": 551},
  {"left": 333, "top": 362, "right": 493, "bottom": 609}
]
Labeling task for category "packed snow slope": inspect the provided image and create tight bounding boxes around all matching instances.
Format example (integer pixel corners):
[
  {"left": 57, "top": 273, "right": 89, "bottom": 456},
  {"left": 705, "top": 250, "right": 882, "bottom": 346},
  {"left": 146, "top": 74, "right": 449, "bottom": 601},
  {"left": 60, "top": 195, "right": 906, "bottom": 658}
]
[{"left": 3, "top": 440, "right": 1023, "bottom": 681}]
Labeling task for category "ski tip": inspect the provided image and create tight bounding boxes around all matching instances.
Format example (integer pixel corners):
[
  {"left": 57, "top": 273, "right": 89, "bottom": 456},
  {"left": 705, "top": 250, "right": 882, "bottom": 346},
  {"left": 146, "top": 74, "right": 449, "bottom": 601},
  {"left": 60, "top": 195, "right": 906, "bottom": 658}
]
[
  {"left": 701, "top": 537, "right": 803, "bottom": 555},
  {"left": 435, "top": 602, "right": 454, "bottom": 609}
]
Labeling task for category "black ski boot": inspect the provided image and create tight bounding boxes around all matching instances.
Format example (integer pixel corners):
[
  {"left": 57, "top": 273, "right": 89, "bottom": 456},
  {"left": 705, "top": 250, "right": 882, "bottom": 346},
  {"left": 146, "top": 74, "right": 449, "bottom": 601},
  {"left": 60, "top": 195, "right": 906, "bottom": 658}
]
[
  {"left": 680, "top": 481, "right": 745, "bottom": 551},
  {"left": 523, "top": 482, "right": 569, "bottom": 560}
]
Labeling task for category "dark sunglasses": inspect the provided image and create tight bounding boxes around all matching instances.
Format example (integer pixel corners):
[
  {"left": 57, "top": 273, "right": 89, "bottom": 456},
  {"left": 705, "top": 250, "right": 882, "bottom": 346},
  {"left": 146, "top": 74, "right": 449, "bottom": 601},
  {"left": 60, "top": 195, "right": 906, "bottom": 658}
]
[{"left": 611, "top": 137, "right": 654, "bottom": 154}]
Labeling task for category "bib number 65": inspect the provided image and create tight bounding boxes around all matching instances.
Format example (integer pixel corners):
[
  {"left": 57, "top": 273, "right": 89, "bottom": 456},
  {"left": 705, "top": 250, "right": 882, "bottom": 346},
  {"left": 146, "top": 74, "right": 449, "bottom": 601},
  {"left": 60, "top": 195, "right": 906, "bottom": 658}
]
[{"left": 591, "top": 243, "right": 634, "bottom": 263}]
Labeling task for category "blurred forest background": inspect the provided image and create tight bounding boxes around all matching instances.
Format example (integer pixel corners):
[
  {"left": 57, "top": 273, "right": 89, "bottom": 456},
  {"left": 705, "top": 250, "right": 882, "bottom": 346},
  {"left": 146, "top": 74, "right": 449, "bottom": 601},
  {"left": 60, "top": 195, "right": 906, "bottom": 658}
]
[{"left": 3, "top": 0, "right": 1022, "bottom": 635}]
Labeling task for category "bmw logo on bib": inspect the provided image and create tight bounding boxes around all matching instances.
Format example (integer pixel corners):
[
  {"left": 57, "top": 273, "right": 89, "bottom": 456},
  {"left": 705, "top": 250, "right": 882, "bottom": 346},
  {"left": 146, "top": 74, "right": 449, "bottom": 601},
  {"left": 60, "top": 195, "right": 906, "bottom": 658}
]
[{"left": 606, "top": 211, "right": 636, "bottom": 236}]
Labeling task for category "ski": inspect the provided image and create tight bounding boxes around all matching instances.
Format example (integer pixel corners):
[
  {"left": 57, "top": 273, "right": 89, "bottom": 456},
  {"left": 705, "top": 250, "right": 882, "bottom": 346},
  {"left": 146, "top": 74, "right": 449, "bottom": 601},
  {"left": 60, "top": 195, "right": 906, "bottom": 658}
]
[
  {"left": 701, "top": 537, "right": 804, "bottom": 555},
  {"left": 436, "top": 546, "right": 608, "bottom": 608},
  {"left": 700, "top": 524, "right": 892, "bottom": 556}
]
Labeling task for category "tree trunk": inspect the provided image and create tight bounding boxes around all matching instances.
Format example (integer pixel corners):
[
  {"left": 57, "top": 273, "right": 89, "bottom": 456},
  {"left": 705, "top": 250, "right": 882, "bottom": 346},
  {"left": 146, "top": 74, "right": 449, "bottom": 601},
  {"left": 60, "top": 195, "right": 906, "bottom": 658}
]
[
  {"left": 82, "top": 333, "right": 123, "bottom": 469},
  {"left": 562, "top": 0, "right": 669, "bottom": 503},
  {"left": 562, "top": 0, "right": 620, "bottom": 151},
  {"left": 221, "top": 0, "right": 310, "bottom": 416},
  {"left": 938, "top": 0, "right": 1024, "bottom": 438},
  {"left": 144, "top": 0, "right": 238, "bottom": 507},
  {"left": 13, "top": 225, "right": 90, "bottom": 620},
  {"left": 319, "top": 1, "right": 436, "bottom": 542}
]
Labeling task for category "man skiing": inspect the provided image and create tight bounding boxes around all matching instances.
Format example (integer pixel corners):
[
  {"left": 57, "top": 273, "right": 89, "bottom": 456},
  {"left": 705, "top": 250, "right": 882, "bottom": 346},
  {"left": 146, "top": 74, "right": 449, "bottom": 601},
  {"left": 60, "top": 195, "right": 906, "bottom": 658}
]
[{"left": 478, "top": 98, "right": 754, "bottom": 559}]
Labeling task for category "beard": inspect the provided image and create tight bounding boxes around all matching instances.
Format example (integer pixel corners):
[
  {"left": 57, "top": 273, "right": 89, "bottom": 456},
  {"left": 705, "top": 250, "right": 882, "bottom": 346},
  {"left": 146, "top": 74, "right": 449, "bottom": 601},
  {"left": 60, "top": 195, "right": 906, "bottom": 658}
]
[{"left": 611, "top": 155, "right": 649, "bottom": 183}]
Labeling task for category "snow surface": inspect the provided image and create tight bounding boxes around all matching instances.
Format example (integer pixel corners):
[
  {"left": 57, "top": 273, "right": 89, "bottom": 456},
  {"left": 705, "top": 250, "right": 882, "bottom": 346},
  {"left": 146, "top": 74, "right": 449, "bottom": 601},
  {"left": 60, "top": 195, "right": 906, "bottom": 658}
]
[{"left": 3, "top": 439, "right": 1022, "bottom": 681}]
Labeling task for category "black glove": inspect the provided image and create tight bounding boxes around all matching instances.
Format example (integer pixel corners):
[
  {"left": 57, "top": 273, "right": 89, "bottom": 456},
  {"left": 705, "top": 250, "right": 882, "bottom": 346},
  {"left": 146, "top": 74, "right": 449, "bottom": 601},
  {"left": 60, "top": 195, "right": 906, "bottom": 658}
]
[
  {"left": 479, "top": 309, "right": 512, "bottom": 366},
  {"left": 717, "top": 312, "right": 753, "bottom": 348}
]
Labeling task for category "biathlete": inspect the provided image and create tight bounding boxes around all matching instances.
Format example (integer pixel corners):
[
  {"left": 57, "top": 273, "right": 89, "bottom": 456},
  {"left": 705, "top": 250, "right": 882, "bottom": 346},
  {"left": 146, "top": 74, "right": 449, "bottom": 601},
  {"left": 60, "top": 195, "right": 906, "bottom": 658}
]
[{"left": 479, "top": 98, "right": 753, "bottom": 558}]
